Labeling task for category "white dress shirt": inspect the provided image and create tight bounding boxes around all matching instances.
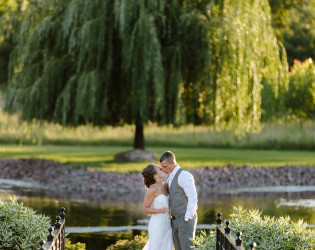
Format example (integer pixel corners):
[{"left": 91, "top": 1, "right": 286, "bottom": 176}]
[{"left": 169, "top": 165, "right": 198, "bottom": 221}]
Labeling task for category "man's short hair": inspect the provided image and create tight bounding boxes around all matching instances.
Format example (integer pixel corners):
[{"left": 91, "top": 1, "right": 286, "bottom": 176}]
[{"left": 160, "top": 151, "right": 175, "bottom": 163}]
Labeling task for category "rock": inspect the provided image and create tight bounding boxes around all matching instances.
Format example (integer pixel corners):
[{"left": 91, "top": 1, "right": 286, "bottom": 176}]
[
  {"left": 114, "top": 149, "right": 157, "bottom": 162},
  {"left": 1, "top": 158, "right": 315, "bottom": 202}
]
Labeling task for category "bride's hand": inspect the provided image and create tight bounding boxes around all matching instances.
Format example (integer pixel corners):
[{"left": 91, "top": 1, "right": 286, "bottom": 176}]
[{"left": 158, "top": 207, "right": 169, "bottom": 214}]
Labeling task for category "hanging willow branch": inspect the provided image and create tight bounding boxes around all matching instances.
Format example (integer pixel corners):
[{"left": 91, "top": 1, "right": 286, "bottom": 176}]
[
  {"left": 201, "top": 0, "right": 288, "bottom": 133},
  {"left": 5, "top": 0, "right": 288, "bottom": 139}
]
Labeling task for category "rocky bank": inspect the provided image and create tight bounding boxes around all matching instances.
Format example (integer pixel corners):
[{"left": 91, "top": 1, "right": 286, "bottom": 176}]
[{"left": 0, "top": 158, "right": 315, "bottom": 202}]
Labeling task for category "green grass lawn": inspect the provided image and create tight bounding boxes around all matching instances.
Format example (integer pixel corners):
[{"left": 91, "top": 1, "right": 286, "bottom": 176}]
[{"left": 0, "top": 145, "right": 314, "bottom": 172}]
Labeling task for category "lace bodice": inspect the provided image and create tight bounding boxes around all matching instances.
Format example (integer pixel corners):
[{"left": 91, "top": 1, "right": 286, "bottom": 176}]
[{"left": 151, "top": 194, "right": 169, "bottom": 210}]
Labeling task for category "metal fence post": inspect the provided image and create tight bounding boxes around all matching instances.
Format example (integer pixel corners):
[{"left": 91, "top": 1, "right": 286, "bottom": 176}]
[
  {"left": 235, "top": 231, "right": 242, "bottom": 247},
  {"left": 38, "top": 207, "right": 66, "bottom": 250},
  {"left": 216, "top": 212, "right": 222, "bottom": 250},
  {"left": 216, "top": 212, "right": 256, "bottom": 250},
  {"left": 38, "top": 239, "right": 46, "bottom": 250},
  {"left": 250, "top": 242, "right": 257, "bottom": 249}
]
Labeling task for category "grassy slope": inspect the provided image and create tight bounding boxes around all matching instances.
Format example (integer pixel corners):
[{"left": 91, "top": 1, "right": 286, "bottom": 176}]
[{"left": 0, "top": 145, "right": 314, "bottom": 172}]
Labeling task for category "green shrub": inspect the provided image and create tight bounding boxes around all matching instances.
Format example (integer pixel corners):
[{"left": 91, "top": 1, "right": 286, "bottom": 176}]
[
  {"left": 192, "top": 230, "right": 216, "bottom": 249},
  {"left": 65, "top": 239, "right": 86, "bottom": 250},
  {"left": 285, "top": 58, "right": 315, "bottom": 120},
  {"left": 106, "top": 235, "right": 148, "bottom": 250},
  {"left": 0, "top": 197, "right": 51, "bottom": 249},
  {"left": 193, "top": 207, "right": 315, "bottom": 250}
]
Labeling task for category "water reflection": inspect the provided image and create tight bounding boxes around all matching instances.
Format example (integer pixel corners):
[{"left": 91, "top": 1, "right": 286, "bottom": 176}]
[{"left": 0, "top": 190, "right": 314, "bottom": 250}]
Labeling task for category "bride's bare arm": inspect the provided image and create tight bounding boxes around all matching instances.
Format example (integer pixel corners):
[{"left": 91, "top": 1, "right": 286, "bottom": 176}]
[{"left": 143, "top": 188, "right": 168, "bottom": 214}]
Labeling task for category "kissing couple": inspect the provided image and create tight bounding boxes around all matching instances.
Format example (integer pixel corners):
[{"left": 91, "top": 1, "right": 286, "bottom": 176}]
[{"left": 142, "top": 151, "right": 198, "bottom": 250}]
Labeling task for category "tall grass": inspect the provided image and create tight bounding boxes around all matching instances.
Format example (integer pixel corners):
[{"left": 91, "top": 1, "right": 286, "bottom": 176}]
[
  {"left": 145, "top": 120, "right": 315, "bottom": 150},
  {"left": 0, "top": 108, "right": 315, "bottom": 150}
]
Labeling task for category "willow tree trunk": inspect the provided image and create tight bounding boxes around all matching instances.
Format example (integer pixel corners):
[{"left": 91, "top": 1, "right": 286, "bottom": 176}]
[{"left": 134, "top": 123, "right": 145, "bottom": 150}]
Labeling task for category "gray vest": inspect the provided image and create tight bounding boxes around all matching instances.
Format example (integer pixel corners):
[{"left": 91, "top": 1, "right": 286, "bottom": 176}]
[{"left": 168, "top": 168, "right": 187, "bottom": 218}]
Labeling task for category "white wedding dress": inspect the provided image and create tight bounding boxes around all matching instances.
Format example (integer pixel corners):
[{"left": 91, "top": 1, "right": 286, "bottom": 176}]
[{"left": 143, "top": 194, "right": 174, "bottom": 250}]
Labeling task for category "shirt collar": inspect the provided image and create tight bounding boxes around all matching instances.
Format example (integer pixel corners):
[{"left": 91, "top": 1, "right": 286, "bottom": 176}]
[{"left": 170, "top": 165, "right": 180, "bottom": 177}]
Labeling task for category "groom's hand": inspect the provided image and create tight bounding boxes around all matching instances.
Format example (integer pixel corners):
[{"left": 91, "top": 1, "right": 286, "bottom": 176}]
[{"left": 158, "top": 207, "right": 169, "bottom": 214}]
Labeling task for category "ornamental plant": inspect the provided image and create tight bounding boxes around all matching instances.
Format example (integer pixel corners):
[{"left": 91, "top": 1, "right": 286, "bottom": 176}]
[
  {"left": 193, "top": 207, "right": 315, "bottom": 250},
  {"left": 0, "top": 197, "right": 50, "bottom": 249},
  {"left": 106, "top": 235, "right": 148, "bottom": 250},
  {"left": 65, "top": 239, "right": 86, "bottom": 250}
]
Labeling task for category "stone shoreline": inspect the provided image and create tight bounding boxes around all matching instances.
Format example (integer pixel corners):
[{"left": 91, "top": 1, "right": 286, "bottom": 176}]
[{"left": 0, "top": 158, "right": 315, "bottom": 202}]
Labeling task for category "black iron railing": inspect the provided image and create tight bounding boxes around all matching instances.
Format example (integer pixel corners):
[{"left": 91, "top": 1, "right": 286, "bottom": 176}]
[
  {"left": 216, "top": 212, "right": 256, "bottom": 250},
  {"left": 38, "top": 207, "right": 66, "bottom": 250}
]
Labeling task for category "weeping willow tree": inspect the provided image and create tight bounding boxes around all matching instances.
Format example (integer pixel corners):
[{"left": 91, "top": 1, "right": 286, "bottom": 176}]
[
  {"left": 0, "top": 0, "right": 26, "bottom": 89},
  {"left": 5, "top": 0, "right": 288, "bottom": 149},
  {"left": 5, "top": 0, "right": 209, "bottom": 149},
  {"left": 199, "top": 0, "right": 288, "bottom": 132}
]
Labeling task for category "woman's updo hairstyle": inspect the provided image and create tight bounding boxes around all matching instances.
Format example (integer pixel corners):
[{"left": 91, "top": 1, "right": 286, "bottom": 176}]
[{"left": 142, "top": 164, "right": 157, "bottom": 189}]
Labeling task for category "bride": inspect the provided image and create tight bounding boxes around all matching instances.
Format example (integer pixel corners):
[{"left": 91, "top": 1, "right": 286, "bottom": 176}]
[{"left": 142, "top": 164, "right": 174, "bottom": 250}]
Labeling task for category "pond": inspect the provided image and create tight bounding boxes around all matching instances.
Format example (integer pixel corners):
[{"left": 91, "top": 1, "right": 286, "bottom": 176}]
[{"left": 0, "top": 181, "right": 315, "bottom": 250}]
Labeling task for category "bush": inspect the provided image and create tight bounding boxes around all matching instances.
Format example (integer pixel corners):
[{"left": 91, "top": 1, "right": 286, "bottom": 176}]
[
  {"left": 65, "top": 239, "right": 86, "bottom": 250},
  {"left": 285, "top": 58, "right": 315, "bottom": 120},
  {"left": 193, "top": 207, "right": 315, "bottom": 250},
  {"left": 0, "top": 197, "right": 51, "bottom": 249},
  {"left": 106, "top": 235, "right": 148, "bottom": 250}
]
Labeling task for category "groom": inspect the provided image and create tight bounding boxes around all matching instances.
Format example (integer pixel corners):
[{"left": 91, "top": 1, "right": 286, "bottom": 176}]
[{"left": 160, "top": 151, "right": 198, "bottom": 250}]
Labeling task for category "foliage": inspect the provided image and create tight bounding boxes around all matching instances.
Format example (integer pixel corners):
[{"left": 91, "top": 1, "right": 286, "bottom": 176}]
[
  {"left": 1, "top": 0, "right": 314, "bottom": 135},
  {"left": 268, "top": 0, "right": 303, "bottom": 41},
  {"left": 191, "top": 230, "right": 216, "bottom": 249},
  {"left": 267, "top": 0, "right": 315, "bottom": 66},
  {"left": 0, "top": 40, "right": 12, "bottom": 89},
  {"left": 262, "top": 57, "right": 315, "bottom": 120},
  {"left": 282, "top": 0, "right": 315, "bottom": 65},
  {"left": 261, "top": 78, "right": 278, "bottom": 120},
  {"left": 285, "top": 59, "right": 315, "bottom": 120},
  {"left": 3, "top": 0, "right": 288, "bottom": 144},
  {"left": 0, "top": 0, "right": 26, "bottom": 88},
  {"left": 0, "top": 197, "right": 51, "bottom": 249},
  {"left": 193, "top": 207, "right": 315, "bottom": 250},
  {"left": 205, "top": 0, "right": 288, "bottom": 133},
  {"left": 106, "top": 235, "right": 148, "bottom": 250},
  {"left": 4, "top": 0, "right": 208, "bottom": 127},
  {"left": 65, "top": 239, "right": 86, "bottom": 250}
]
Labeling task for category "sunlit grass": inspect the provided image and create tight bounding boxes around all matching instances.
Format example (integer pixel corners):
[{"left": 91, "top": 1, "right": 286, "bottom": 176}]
[
  {"left": 0, "top": 109, "right": 315, "bottom": 150},
  {"left": 0, "top": 145, "right": 314, "bottom": 172},
  {"left": 1, "top": 108, "right": 315, "bottom": 172}
]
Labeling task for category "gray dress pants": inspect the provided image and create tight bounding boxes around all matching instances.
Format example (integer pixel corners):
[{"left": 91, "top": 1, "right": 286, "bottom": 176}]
[{"left": 171, "top": 214, "right": 197, "bottom": 250}]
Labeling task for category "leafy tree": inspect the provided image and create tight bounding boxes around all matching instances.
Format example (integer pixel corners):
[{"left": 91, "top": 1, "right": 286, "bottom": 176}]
[
  {"left": 4, "top": 0, "right": 287, "bottom": 149},
  {"left": 268, "top": 0, "right": 303, "bottom": 41},
  {"left": 5, "top": 0, "right": 210, "bottom": 149},
  {"left": 0, "top": 0, "right": 25, "bottom": 90},
  {"left": 206, "top": 0, "right": 288, "bottom": 131},
  {"left": 268, "top": 0, "right": 315, "bottom": 65},
  {"left": 285, "top": 59, "right": 315, "bottom": 121},
  {"left": 282, "top": 0, "right": 315, "bottom": 65}
]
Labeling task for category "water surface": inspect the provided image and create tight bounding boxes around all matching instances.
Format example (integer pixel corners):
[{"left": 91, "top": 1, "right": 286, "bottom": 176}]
[{"left": 0, "top": 181, "right": 314, "bottom": 249}]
